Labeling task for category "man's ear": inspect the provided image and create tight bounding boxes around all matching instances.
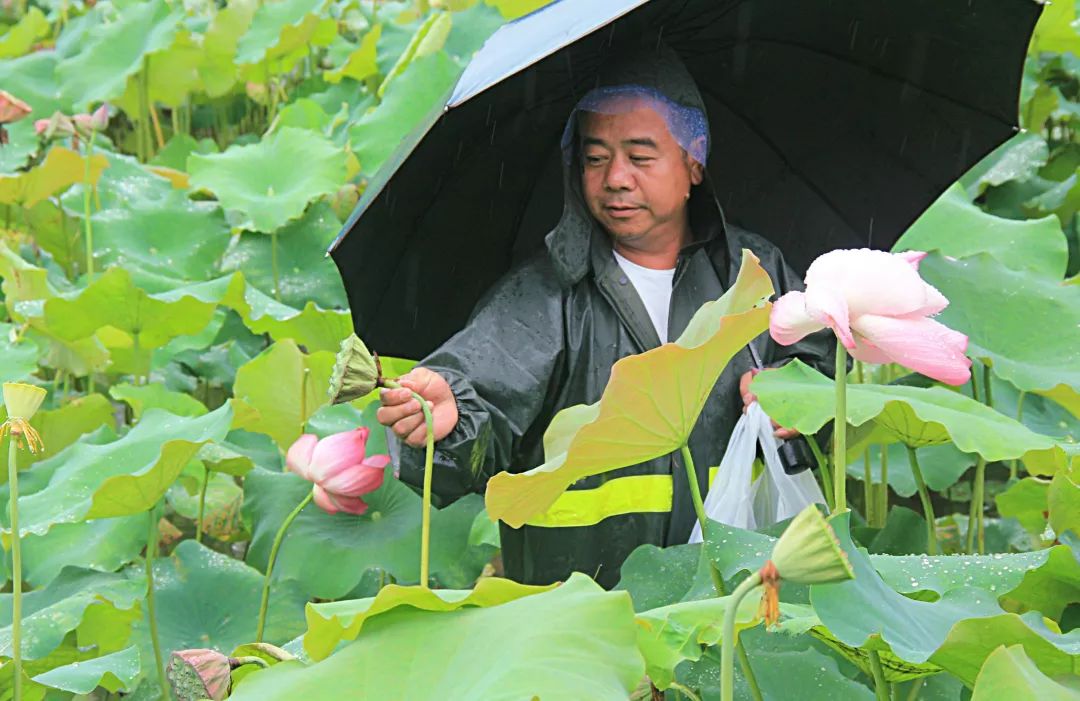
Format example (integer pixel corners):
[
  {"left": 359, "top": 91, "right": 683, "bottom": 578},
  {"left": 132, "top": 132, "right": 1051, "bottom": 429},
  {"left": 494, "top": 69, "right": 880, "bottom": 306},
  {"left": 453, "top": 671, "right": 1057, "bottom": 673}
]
[{"left": 688, "top": 157, "right": 704, "bottom": 186}]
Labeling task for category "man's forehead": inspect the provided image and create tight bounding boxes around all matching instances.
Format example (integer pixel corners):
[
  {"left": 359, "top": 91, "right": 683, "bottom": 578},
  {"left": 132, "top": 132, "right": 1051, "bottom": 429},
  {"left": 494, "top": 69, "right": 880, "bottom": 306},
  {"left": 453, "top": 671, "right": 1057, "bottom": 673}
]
[{"left": 578, "top": 105, "right": 675, "bottom": 142}]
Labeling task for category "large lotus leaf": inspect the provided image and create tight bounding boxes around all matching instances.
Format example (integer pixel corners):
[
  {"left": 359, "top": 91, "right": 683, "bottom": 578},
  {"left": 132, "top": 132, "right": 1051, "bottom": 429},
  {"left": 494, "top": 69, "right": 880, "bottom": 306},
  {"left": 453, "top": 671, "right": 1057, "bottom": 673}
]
[
  {"left": 848, "top": 443, "right": 973, "bottom": 499},
  {"left": 486, "top": 251, "right": 773, "bottom": 527},
  {"left": 110, "top": 383, "right": 208, "bottom": 420},
  {"left": 21, "top": 515, "right": 146, "bottom": 588},
  {"left": 324, "top": 25, "right": 380, "bottom": 83},
  {"left": 377, "top": 11, "right": 452, "bottom": 97},
  {"left": 0, "top": 393, "right": 116, "bottom": 474},
  {"left": 635, "top": 594, "right": 760, "bottom": 690},
  {"left": 230, "top": 339, "right": 334, "bottom": 449},
  {"left": 61, "top": 151, "right": 173, "bottom": 213},
  {"left": 997, "top": 476, "right": 1051, "bottom": 539},
  {"left": 56, "top": 0, "right": 181, "bottom": 108},
  {"left": 0, "top": 568, "right": 142, "bottom": 660},
  {"left": 0, "top": 120, "right": 38, "bottom": 175},
  {"left": 31, "top": 645, "right": 140, "bottom": 695},
  {"left": 155, "top": 273, "right": 351, "bottom": 352},
  {"left": 0, "top": 8, "right": 49, "bottom": 59},
  {"left": 199, "top": 0, "right": 258, "bottom": 96},
  {"left": 1030, "top": 0, "right": 1080, "bottom": 54},
  {"left": 42, "top": 267, "right": 218, "bottom": 352},
  {"left": 752, "top": 360, "right": 1058, "bottom": 462},
  {"left": 150, "top": 133, "right": 220, "bottom": 172},
  {"left": 0, "top": 51, "right": 67, "bottom": 121},
  {"left": 1003, "top": 544, "right": 1080, "bottom": 620},
  {"left": 615, "top": 542, "right": 716, "bottom": 612},
  {"left": 168, "top": 470, "right": 245, "bottom": 542},
  {"left": 227, "top": 573, "right": 643, "bottom": 701},
  {"left": 919, "top": 253, "right": 1080, "bottom": 402},
  {"left": 243, "top": 468, "right": 498, "bottom": 598},
  {"left": 303, "top": 577, "right": 557, "bottom": 661},
  {"left": 23, "top": 199, "right": 84, "bottom": 277},
  {"left": 235, "top": 0, "right": 326, "bottom": 66},
  {"left": 486, "top": 0, "right": 551, "bottom": 20},
  {"left": 960, "top": 132, "right": 1050, "bottom": 195},
  {"left": 217, "top": 202, "right": 348, "bottom": 309},
  {"left": 0, "top": 322, "right": 39, "bottom": 384},
  {"left": 13, "top": 405, "right": 232, "bottom": 540},
  {"left": 0, "top": 146, "right": 108, "bottom": 207},
  {"left": 87, "top": 187, "right": 230, "bottom": 292},
  {"left": 930, "top": 612, "right": 1080, "bottom": 685},
  {"left": 1049, "top": 471, "right": 1080, "bottom": 537},
  {"left": 113, "top": 30, "right": 203, "bottom": 112},
  {"left": 971, "top": 645, "right": 1080, "bottom": 700},
  {"left": 349, "top": 51, "right": 460, "bottom": 177},
  {"left": 188, "top": 127, "right": 346, "bottom": 233},
  {"left": 128, "top": 540, "right": 308, "bottom": 696},
  {"left": 895, "top": 183, "right": 1068, "bottom": 278}
]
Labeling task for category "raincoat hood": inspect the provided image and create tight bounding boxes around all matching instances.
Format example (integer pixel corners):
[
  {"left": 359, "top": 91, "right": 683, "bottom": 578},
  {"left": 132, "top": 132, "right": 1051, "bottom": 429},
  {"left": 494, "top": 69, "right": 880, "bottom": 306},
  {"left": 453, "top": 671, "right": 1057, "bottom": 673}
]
[{"left": 546, "top": 46, "right": 725, "bottom": 286}]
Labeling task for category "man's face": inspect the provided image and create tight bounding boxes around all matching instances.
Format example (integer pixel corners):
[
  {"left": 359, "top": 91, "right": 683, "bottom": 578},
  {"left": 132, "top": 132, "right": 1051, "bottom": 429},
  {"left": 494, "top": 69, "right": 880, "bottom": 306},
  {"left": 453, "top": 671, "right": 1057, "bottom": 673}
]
[{"left": 579, "top": 104, "right": 704, "bottom": 246}]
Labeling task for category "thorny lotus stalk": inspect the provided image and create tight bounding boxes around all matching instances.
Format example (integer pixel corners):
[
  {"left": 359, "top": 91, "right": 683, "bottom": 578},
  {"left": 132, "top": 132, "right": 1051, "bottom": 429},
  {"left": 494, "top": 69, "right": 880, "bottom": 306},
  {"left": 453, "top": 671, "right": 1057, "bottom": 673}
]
[
  {"left": 721, "top": 504, "right": 854, "bottom": 701},
  {"left": 145, "top": 508, "right": 170, "bottom": 701},
  {"left": 833, "top": 339, "right": 848, "bottom": 513},
  {"left": 868, "top": 650, "right": 889, "bottom": 701},
  {"left": 83, "top": 128, "right": 96, "bottom": 281},
  {"left": 2, "top": 382, "right": 46, "bottom": 701},
  {"left": 256, "top": 491, "right": 313, "bottom": 642},
  {"left": 906, "top": 447, "right": 938, "bottom": 555},
  {"left": 196, "top": 465, "right": 210, "bottom": 544}
]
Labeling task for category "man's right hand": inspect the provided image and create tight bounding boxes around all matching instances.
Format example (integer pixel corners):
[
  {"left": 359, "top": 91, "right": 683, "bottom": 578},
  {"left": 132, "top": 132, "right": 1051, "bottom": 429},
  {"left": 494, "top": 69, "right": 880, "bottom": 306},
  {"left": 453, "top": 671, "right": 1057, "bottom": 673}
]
[{"left": 376, "top": 368, "right": 460, "bottom": 448}]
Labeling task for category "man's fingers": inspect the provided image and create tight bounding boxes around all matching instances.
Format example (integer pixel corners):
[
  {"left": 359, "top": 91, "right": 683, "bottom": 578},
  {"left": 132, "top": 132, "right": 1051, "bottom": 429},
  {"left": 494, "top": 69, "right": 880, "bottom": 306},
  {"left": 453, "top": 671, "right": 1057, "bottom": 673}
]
[
  {"left": 391, "top": 413, "right": 426, "bottom": 440},
  {"left": 378, "top": 387, "right": 412, "bottom": 405},
  {"left": 404, "top": 423, "right": 428, "bottom": 448},
  {"left": 377, "top": 398, "right": 422, "bottom": 426},
  {"left": 773, "top": 427, "right": 800, "bottom": 440}
]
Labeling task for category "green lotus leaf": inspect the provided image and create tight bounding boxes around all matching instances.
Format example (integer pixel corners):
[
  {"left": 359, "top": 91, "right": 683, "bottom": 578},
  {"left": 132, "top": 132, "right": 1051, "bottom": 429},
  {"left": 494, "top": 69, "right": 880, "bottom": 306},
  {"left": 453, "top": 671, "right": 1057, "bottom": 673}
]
[
  {"left": 997, "top": 476, "right": 1051, "bottom": 540},
  {"left": 128, "top": 540, "right": 308, "bottom": 695},
  {"left": 0, "top": 51, "right": 67, "bottom": 120},
  {"left": 23, "top": 199, "right": 84, "bottom": 277},
  {"left": 12, "top": 405, "right": 232, "bottom": 539},
  {"left": 303, "top": 577, "right": 557, "bottom": 661},
  {"left": 199, "top": 0, "right": 258, "bottom": 97},
  {"left": 1049, "top": 471, "right": 1080, "bottom": 537},
  {"left": 271, "top": 98, "right": 332, "bottom": 132},
  {"left": 31, "top": 645, "right": 140, "bottom": 695},
  {"left": 615, "top": 543, "right": 716, "bottom": 612},
  {"left": 931, "top": 612, "right": 1080, "bottom": 686},
  {"left": 752, "top": 360, "right": 1058, "bottom": 463},
  {"left": 56, "top": 0, "right": 182, "bottom": 108},
  {"left": 960, "top": 132, "right": 1050, "bottom": 195},
  {"left": 324, "top": 25, "right": 381, "bottom": 83},
  {"left": 110, "top": 382, "right": 208, "bottom": 420},
  {"left": 0, "top": 146, "right": 108, "bottom": 207},
  {"left": 919, "top": 253, "right": 1080, "bottom": 406},
  {"left": 217, "top": 202, "right": 348, "bottom": 309},
  {"left": 1030, "top": 0, "right": 1080, "bottom": 55},
  {"left": 188, "top": 127, "right": 347, "bottom": 233},
  {"left": 243, "top": 468, "right": 499, "bottom": 598},
  {"left": 227, "top": 574, "right": 643, "bottom": 701},
  {"left": 378, "top": 11, "right": 452, "bottom": 97},
  {"left": 21, "top": 515, "right": 146, "bottom": 588},
  {"left": 0, "top": 7, "right": 49, "bottom": 59},
  {"left": 235, "top": 0, "right": 328, "bottom": 66},
  {"left": 230, "top": 339, "right": 334, "bottom": 449},
  {"left": 167, "top": 470, "right": 245, "bottom": 541},
  {"left": 0, "top": 393, "right": 116, "bottom": 474},
  {"left": 486, "top": 0, "right": 551, "bottom": 20},
  {"left": 87, "top": 186, "right": 231, "bottom": 293},
  {"left": 635, "top": 594, "right": 760, "bottom": 690},
  {"left": 0, "top": 120, "right": 39, "bottom": 175},
  {"left": 0, "top": 568, "right": 142, "bottom": 661},
  {"left": 349, "top": 51, "right": 460, "bottom": 177},
  {"left": 114, "top": 30, "right": 203, "bottom": 112},
  {"left": 304, "top": 401, "right": 386, "bottom": 454},
  {"left": 1002, "top": 544, "right": 1080, "bottom": 620},
  {"left": 486, "top": 250, "right": 774, "bottom": 528},
  {"left": 848, "top": 443, "right": 973, "bottom": 499},
  {"left": 62, "top": 151, "right": 173, "bottom": 213},
  {"left": 0, "top": 322, "right": 40, "bottom": 384},
  {"left": 150, "top": 133, "right": 220, "bottom": 172},
  {"left": 195, "top": 442, "right": 256, "bottom": 477},
  {"left": 895, "top": 183, "right": 1068, "bottom": 278},
  {"left": 853, "top": 506, "right": 928, "bottom": 556},
  {"left": 971, "top": 644, "right": 1080, "bottom": 700}
]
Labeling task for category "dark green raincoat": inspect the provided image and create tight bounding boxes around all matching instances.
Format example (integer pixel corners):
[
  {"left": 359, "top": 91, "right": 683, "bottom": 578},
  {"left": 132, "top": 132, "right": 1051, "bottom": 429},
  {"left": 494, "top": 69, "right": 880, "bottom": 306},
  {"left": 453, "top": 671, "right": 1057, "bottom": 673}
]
[{"left": 399, "top": 50, "right": 834, "bottom": 588}]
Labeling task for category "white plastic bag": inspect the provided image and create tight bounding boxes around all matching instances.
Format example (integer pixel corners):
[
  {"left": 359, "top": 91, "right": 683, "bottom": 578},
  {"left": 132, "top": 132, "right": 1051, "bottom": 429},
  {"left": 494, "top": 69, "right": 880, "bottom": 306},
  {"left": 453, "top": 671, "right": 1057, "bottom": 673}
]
[{"left": 688, "top": 401, "right": 825, "bottom": 542}]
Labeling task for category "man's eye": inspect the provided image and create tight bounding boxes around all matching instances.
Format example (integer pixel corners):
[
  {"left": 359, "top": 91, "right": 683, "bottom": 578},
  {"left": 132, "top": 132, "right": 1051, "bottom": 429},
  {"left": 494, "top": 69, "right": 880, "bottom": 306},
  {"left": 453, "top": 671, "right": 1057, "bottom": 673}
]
[
  {"left": 584, "top": 155, "right": 606, "bottom": 165},
  {"left": 630, "top": 156, "right": 653, "bottom": 163}
]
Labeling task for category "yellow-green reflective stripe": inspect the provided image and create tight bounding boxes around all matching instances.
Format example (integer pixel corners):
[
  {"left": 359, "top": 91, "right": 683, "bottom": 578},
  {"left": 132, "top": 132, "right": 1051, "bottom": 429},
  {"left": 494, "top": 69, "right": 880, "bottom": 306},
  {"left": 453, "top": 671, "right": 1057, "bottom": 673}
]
[{"left": 524, "top": 475, "right": 673, "bottom": 528}]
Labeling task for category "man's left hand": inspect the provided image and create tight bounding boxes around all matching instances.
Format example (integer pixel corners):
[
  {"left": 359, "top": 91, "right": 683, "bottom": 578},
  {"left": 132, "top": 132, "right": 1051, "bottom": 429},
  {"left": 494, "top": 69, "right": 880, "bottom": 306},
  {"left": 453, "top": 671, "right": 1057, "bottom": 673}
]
[{"left": 739, "top": 369, "right": 800, "bottom": 440}]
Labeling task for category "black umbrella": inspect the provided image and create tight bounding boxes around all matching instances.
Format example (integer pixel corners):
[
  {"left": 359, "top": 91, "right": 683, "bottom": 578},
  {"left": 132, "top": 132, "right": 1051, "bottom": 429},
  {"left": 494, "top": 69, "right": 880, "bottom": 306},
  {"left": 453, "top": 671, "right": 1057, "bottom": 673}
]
[{"left": 329, "top": 0, "right": 1040, "bottom": 361}]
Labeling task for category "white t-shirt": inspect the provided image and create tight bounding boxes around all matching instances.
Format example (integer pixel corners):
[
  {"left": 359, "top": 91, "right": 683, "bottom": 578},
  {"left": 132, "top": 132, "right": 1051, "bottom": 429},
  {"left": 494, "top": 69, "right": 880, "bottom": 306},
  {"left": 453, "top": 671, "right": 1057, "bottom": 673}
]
[{"left": 612, "top": 249, "right": 675, "bottom": 344}]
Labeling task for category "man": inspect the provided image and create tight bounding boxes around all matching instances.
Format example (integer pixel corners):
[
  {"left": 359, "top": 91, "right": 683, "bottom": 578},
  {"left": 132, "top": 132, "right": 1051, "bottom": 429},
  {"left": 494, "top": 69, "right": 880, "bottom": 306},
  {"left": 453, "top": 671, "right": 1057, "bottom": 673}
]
[{"left": 377, "top": 49, "right": 831, "bottom": 588}]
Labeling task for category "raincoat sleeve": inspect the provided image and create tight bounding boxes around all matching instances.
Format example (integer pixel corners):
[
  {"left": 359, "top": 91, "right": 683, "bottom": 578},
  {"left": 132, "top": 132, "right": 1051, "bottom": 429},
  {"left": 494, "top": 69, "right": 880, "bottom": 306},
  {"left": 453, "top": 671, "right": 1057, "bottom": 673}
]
[{"left": 396, "top": 257, "right": 565, "bottom": 502}]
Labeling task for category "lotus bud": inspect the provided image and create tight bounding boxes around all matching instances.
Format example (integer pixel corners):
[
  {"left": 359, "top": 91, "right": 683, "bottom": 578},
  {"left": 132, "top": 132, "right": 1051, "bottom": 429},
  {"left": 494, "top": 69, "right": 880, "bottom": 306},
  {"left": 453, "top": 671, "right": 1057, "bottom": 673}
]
[
  {"left": 0, "top": 90, "right": 31, "bottom": 124},
  {"left": 1, "top": 383, "right": 46, "bottom": 454},
  {"left": 73, "top": 104, "right": 109, "bottom": 137},
  {"left": 166, "top": 648, "right": 232, "bottom": 701},
  {"left": 327, "top": 333, "right": 381, "bottom": 405},
  {"left": 34, "top": 111, "right": 76, "bottom": 140},
  {"left": 758, "top": 504, "right": 854, "bottom": 626}
]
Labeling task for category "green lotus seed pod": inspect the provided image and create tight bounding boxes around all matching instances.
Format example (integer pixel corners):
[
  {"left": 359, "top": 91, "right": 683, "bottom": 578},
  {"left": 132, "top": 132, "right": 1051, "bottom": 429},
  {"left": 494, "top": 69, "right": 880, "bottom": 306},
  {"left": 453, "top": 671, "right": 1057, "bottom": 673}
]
[
  {"left": 327, "top": 333, "right": 380, "bottom": 405},
  {"left": 769, "top": 504, "right": 854, "bottom": 586}
]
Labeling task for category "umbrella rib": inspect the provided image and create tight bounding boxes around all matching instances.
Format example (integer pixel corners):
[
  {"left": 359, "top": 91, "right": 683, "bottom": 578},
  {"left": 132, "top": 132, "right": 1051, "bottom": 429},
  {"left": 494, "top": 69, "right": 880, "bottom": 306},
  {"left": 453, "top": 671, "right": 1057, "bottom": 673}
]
[{"left": 698, "top": 84, "right": 866, "bottom": 237}]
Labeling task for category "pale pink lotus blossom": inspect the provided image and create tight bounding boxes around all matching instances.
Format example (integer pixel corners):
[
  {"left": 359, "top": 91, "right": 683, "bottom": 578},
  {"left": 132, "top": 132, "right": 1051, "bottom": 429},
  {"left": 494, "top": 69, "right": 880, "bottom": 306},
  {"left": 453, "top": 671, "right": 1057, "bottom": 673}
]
[
  {"left": 285, "top": 427, "right": 389, "bottom": 515},
  {"left": 35, "top": 105, "right": 109, "bottom": 140},
  {"left": 770, "top": 248, "right": 971, "bottom": 385},
  {"left": 0, "top": 91, "right": 31, "bottom": 124}
]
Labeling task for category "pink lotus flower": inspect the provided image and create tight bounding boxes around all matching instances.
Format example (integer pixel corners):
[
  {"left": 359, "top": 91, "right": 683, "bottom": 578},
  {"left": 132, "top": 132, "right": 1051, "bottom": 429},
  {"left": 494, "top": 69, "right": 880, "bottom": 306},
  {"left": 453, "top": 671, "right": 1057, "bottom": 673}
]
[
  {"left": 0, "top": 90, "right": 31, "bottom": 124},
  {"left": 35, "top": 105, "right": 109, "bottom": 140},
  {"left": 285, "top": 427, "right": 389, "bottom": 515},
  {"left": 770, "top": 248, "right": 972, "bottom": 385}
]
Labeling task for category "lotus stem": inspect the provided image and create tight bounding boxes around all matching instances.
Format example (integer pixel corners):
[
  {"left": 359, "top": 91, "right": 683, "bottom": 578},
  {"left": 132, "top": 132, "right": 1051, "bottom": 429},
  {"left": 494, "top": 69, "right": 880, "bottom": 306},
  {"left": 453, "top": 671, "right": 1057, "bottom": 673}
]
[
  {"left": 904, "top": 678, "right": 925, "bottom": 701},
  {"left": 82, "top": 129, "right": 96, "bottom": 281},
  {"left": 680, "top": 443, "right": 708, "bottom": 534},
  {"left": 196, "top": 465, "right": 210, "bottom": 544},
  {"left": 256, "top": 491, "right": 313, "bottom": 642},
  {"left": 966, "top": 456, "right": 986, "bottom": 555},
  {"left": 667, "top": 682, "right": 701, "bottom": 701},
  {"left": 877, "top": 446, "right": 889, "bottom": 526},
  {"left": 8, "top": 435, "right": 22, "bottom": 701},
  {"left": 380, "top": 380, "right": 435, "bottom": 587},
  {"left": 833, "top": 339, "right": 848, "bottom": 513},
  {"left": 906, "top": 447, "right": 937, "bottom": 555},
  {"left": 868, "top": 650, "right": 889, "bottom": 701},
  {"left": 270, "top": 230, "right": 281, "bottom": 302},
  {"left": 145, "top": 508, "right": 169, "bottom": 701},
  {"left": 806, "top": 434, "right": 834, "bottom": 512},
  {"left": 720, "top": 571, "right": 762, "bottom": 701}
]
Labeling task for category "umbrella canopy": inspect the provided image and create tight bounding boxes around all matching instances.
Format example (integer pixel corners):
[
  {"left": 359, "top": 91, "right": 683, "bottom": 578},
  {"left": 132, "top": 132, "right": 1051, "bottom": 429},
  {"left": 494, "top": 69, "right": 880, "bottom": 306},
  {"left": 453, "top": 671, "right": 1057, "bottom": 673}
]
[{"left": 330, "top": 0, "right": 1040, "bottom": 361}]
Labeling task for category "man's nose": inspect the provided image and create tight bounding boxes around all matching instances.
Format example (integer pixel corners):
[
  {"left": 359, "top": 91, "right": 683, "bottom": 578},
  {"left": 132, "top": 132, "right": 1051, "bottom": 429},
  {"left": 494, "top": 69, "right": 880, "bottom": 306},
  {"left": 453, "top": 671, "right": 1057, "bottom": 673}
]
[{"left": 603, "top": 155, "right": 634, "bottom": 191}]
